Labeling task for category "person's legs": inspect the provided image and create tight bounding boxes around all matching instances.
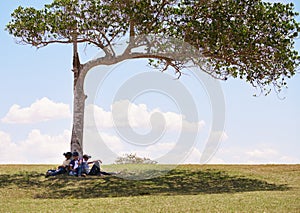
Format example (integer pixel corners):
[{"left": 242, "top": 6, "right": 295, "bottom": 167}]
[
  {"left": 47, "top": 169, "right": 56, "bottom": 173},
  {"left": 69, "top": 169, "right": 78, "bottom": 176},
  {"left": 50, "top": 168, "right": 66, "bottom": 176},
  {"left": 81, "top": 162, "right": 89, "bottom": 174},
  {"left": 45, "top": 169, "right": 56, "bottom": 177},
  {"left": 56, "top": 167, "right": 67, "bottom": 175},
  {"left": 88, "top": 161, "right": 102, "bottom": 175},
  {"left": 77, "top": 164, "right": 83, "bottom": 176},
  {"left": 88, "top": 161, "right": 111, "bottom": 176},
  {"left": 93, "top": 161, "right": 101, "bottom": 168},
  {"left": 45, "top": 167, "right": 66, "bottom": 177},
  {"left": 88, "top": 164, "right": 100, "bottom": 175}
]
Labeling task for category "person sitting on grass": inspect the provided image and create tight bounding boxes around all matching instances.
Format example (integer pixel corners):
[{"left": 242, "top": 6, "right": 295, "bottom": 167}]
[
  {"left": 45, "top": 152, "right": 72, "bottom": 177},
  {"left": 69, "top": 151, "right": 80, "bottom": 176},
  {"left": 78, "top": 154, "right": 112, "bottom": 177}
]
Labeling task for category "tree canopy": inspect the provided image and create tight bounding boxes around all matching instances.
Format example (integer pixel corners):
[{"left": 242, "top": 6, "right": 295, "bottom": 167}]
[{"left": 7, "top": 0, "right": 300, "bottom": 93}]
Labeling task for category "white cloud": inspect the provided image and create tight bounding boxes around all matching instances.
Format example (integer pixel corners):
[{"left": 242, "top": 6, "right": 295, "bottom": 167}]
[
  {"left": 140, "top": 142, "right": 177, "bottom": 160},
  {"left": 209, "top": 131, "right": 229, "bottom": 142},
  {"left": 278, "top": 156, "right": 300, "bottom": 163},
  {"left": 1, "top": 129, "right": 299, "bottom": 164},
  {"left": 183, "top": 147, "right": 226, "bottom": 164},
  {"left": 0, "top": 131, "right": 12, "bottom": 146},
  {"left": 182, "top": 147, "right": 202, "bottom": 164},
  {"left": 82, "top": 130, "right": 127, "bottom": 164},
  {"left": 0, "top": 132, "right": 19, "bottom": 162},
  {"left": 109, "top": 142, "right": 226, "bottom": 165},
  {"left": 0, "top": 130, "right": 71, "bottom": 164},
  {"left": 214, "top": 145, "right": 300, "bottom": 164},
  {"left": 220, "top": 131, "right": 229, "bottom": 142},
  {"left": 244, "top": 147, "right": 300, "bottom": 164},
  {"left": 99, "top": 132, "right": 125, "bottom": 152},
  {"left": 84, "top": 100, "right": 206, "bottom": 164},
  {"left": 246, "top": 148, "right": 278, "bottom": 158},
  {"left": 85, "top": 100, "right": 205, "bottom": 132},
  {"left": 1, "top": 97, "right": 71, "bottom": 124},
  {"left": 92, "top": 138, "right": 184, "bottom": 164},
  {"left": 102, "top": 141, "right": 177, "bottom": 162},
  {"left": 85, "top": 104, "right": 113, "bottom": 128}
]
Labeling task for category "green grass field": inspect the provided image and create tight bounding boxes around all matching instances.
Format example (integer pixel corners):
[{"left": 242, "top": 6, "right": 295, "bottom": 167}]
[{"left": 0, "top": 164, "right": 299, "bottom": 212}]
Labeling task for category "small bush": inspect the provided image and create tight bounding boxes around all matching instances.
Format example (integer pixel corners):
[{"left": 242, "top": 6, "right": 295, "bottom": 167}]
[{"left": 114, "top": 153, "right": 158, "bottom": 164}]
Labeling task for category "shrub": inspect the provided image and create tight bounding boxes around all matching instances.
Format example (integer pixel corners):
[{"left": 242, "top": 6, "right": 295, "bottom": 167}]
[{"left": 114, "top": 153, "right": 158, "bottom": 164}]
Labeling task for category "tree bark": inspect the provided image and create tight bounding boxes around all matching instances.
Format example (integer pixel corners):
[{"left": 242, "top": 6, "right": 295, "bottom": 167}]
[
  {"left": 70, "top": 69, "right": 85, "bottom": 156},
  {"left": 70, "top": 32, "right": 85, "bottom": 156}
]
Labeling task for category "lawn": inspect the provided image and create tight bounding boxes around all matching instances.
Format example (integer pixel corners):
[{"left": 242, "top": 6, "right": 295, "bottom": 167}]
[{"left": 0, "top": 164, "right": 299, "bottom": 212}]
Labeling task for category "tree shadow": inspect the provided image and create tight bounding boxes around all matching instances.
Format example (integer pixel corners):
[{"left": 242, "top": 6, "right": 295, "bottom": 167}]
[
  {"left": 0, "top": 169, "right": 289, "bottom": 199},
  {"left": 0, "top": 171, "right": 43, "bottom": 188}
]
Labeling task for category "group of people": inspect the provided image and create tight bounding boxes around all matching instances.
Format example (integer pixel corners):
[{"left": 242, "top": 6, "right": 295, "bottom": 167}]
[{"left": 45, "top": 151, "right": 111, "bottom": 177}]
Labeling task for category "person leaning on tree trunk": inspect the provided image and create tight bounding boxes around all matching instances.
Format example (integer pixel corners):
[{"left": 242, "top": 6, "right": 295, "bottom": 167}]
[{"left": 45, "top": 152, "right": 72, "bottom": 177}]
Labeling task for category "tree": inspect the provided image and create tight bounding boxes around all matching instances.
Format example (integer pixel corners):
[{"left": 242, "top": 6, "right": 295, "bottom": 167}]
[{"left": 6, "top": 0, "right": 300, "bottom": 156}]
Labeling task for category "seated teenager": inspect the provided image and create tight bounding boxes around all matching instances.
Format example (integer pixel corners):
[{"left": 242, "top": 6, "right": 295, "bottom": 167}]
[
  {"left": 69, "top": 151, "right": 80, "bottom": 176},
  {"left": 78, "top": 154, "right": 111, "bottom": 176},
  {"left": 45, "top": 152, "right": 72, "bottom": 177}
]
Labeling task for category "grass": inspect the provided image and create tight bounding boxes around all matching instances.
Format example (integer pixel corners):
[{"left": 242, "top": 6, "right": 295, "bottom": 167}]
[{"left": 0, "top": 164, "right": 299, "bottom": 212}]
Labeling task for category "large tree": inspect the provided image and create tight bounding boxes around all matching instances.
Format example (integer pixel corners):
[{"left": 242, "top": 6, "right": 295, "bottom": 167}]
[{"left": 7, "top": 0, "right": 300, "bottom": 156}]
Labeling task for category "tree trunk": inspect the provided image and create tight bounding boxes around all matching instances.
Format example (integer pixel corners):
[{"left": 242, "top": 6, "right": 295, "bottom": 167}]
[
  {"left": 70, "top": 66, "right": 85, "bottom": 156},
  {"left": 70, "top": 32, "right": 85, "bottom": 156}
]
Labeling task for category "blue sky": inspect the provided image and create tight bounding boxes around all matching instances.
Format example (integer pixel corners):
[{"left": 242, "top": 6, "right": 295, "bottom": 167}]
[{"left": 0, "top": 0, "right": 299, "bottom": 164}]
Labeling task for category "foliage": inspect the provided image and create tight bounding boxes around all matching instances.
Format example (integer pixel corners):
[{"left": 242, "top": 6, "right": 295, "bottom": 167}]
[
  {"left": 114, "top": 153, "right": 158, "bottom": 165},
  {"left": 171, "top": 1, "right": 300, "bottom": 93},
  {"left": 6, "top": 0, "right": 300, "bottom": 93}
]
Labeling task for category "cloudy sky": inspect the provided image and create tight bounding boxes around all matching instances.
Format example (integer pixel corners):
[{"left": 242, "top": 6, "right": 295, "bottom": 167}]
[{"left": 0, "top": 0, "right": 299, "bottom": 164}]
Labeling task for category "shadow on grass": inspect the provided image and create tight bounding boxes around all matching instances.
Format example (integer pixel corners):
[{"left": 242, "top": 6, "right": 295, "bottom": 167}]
[{"left": 0, "top": 169, "right": 288, "bottom": 199}]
